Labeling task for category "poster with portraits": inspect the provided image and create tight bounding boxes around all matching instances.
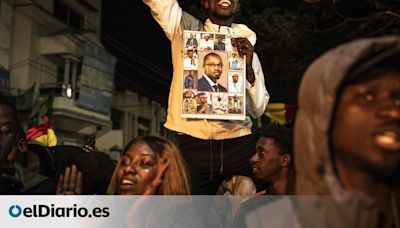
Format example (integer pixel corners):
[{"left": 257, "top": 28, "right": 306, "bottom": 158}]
[{"left": 181, "top": 30, "right": 246, "bottom": 120}]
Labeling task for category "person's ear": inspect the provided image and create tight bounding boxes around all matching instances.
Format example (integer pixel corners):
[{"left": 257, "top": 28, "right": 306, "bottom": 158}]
[
  {"left": 280, "top": 154, "right": 292, "bottom": 167},
  {"left": 236, "top": 1, "right": 240, "bottom": 13},
  {"left": 203, "top": 0, "right": 209, "bottom": 10},
  {"left": 18, "top": 138, "right": 29, "bottom": 154}
]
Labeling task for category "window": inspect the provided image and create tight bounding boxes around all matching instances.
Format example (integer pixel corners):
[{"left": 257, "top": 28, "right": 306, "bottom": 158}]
[
  {"left": 137, "top": 117, "right": 151, "bottom": 136},
  {"left": 54, "top": 0, "right": 83, "bottom": 30}
]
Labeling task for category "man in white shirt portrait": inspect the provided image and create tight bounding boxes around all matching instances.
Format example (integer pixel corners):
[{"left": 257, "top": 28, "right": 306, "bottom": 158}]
[
  {"left": 228, "top": 73, "right": 243, "bottom": 93},
  {"left": 198, "top": 34, "right": 214, "bottom": 51},
  {"left": 184, "top": 49, "right": 198, "bottom": 69}
]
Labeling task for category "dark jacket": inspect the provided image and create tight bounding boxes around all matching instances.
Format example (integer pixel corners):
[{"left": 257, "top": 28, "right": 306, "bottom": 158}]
[{"left": 198, "top": 76, "right": 227, "bottom": 92}]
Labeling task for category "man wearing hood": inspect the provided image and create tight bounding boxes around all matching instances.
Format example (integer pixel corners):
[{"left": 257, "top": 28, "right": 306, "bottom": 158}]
[
  {"left": 143, "top": 0, "right": 269, "bottom": 194},
  {"left": 294, "top": 36, "right": 400, "bottom": 228},
  {"left": 234, "top": 37, "right": 399, "bottom": 228}
]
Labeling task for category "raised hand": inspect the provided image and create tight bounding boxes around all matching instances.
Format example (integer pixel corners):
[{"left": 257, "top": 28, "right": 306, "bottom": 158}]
[
  {"left": 235, "top": 38, "right": 255, "bottom": 84},
  {"left": 82, "top": 145, "right": 99, "bottom": 153},
  {"left": 143, "top": 154, "right": 170, "bottom": 195},
  {"left": 56, "top": 164, "right": 83, "bottom": 195}
]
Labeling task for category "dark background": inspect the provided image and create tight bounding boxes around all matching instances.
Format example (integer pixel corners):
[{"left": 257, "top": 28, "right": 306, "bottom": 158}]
[
  {"left": 101, "top": 0, "right": 400, "bottom": 106},
  {"left": 102, "top": 1, "right": 197, "bottom": 106}
]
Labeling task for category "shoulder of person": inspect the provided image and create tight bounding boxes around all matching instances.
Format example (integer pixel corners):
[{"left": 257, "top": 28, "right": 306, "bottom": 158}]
[{"left": 182, "top": 11, "right": 203, "bottom": 31}]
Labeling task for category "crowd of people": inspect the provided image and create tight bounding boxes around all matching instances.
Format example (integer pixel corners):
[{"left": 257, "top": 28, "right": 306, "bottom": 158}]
[{"left": 0, "top": 0, "right": 398, "bottom": 227}]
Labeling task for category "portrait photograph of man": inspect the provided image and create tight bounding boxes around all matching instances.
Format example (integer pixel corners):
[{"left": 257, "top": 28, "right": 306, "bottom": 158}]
[
  {"left": 185, "top": 33, "right": 198, "bottom": 49},
  {"left": 228, "top": 72, "right": 244, "bottom": 94},
  {"left": 211, "top": 93, "right": 228, "bottom": 115},
  {"left": 183, "top": 48, "right": 198, "bottom": 69},
  {"left": 197, "top": 51, "right": 228, "bottom": 92},
  {"left": 183, "top": 70, "right": 197, "bottom": 89},
  {"left": 214, "top": 35, "right": 226, "bottom": 51},
  {"left": 182, "top": 90, "right": 197, "bottom": 114},
  {"left": 229, "top": 52, "right": 244, "bottom": 70},
  {"left": 228, "top": 95, "right": 243, "bottom": 114},
  {"left": 198, "top": 33, "right": 214, "bottom": 51},
  {"left": 196, "top": 92, "right": 212, "bottom": 114}
]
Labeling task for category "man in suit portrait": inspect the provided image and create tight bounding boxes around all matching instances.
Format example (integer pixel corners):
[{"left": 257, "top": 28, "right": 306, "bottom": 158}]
[
  {"left": 214, "top": 37, "right": 226, "bottom": 51},
  {"left": 184, "top": 70, "right": 195, "bottom": 89},
  {"left": 198, "top": 52, "right": 227, "bottom": 92},
  {"left": 186, "top": 33, "right": 198, "bottom": 48}
]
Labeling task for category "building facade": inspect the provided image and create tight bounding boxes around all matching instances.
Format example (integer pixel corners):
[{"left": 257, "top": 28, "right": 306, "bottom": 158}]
[{"left": 0, "top": 0, "right": 167, "bottom": 158}]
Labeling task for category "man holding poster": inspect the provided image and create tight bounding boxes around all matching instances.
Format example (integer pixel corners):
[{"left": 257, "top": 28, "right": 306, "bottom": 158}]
[{"left": 143, "top": 0, "right": 270, "bottom": 194}]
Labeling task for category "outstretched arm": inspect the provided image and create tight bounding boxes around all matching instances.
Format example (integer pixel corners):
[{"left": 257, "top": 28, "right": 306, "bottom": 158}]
[
  {"left": 143, "top": 0, "right": 202, "bottom": 40},
  {"left": 143, "top": 0, "right": 183, "bottom": 41}
]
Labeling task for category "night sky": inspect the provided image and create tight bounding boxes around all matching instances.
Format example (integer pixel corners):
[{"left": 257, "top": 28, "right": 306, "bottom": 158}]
[{"left": 101, "top": 1, "right": 198, "bottom": 106}]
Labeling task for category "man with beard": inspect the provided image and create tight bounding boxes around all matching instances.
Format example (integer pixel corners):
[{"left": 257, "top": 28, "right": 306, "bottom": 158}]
[
  {"left": 198, "top": 52, "right": 227, "bottom": 92},
  {"left": 235, "top": 36, "right": 400, "bottom": 228},
  {"left": 228, "top": 73, "right": 243, "bottom": 93},
  {"left": 143, "top": 0, "right": 269, "bottom": 194},
  {"left": 294, "top": 36, "right": 400, "bottom": 228}
]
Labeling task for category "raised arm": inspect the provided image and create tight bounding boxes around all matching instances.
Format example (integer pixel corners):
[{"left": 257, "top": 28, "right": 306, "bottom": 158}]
[
  {"left": 143, "top": 0, "right": 183, "bottom": 41},
  {"left": 246, "top": 53, "right": 269, "bottom": 118},
  {"left": 143, "top": 0, "right": 202, "bottom": 40},
  {"left": 235, "top": 38, "right": 269, "bottom": 118}
]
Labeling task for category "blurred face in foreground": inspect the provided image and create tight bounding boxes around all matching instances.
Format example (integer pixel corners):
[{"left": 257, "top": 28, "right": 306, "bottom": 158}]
[
  {"left": 116, "top": 141, "right": 158, "bottom": 195},
  {"left": 0, "top": 103, "right": 16, "bottom": 161},
  {"left": 331, "top": 71, "right": 400, "bottom": 180}
]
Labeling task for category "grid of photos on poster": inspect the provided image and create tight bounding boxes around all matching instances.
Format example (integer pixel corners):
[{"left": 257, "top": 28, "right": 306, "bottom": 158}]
[{"left": 181, "top": 31, "right": 246, "bottom": 120}]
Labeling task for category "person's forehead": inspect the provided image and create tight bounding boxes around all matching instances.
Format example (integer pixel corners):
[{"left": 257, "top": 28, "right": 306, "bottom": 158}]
[
  {"left": 126, "top": 141, "right": 156, "bottom": 157},
  {"left": 206, "top": 55, "right": 221, "bottom": 62},
  {"left": 257, "top": 137, "right": 276, "bottom": 148},
  {"left": 0, "top": 103, "right": 15, "bottom": 121},
  {"left": 345, "top": 70, "right": 400, "bottom": 88}
]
